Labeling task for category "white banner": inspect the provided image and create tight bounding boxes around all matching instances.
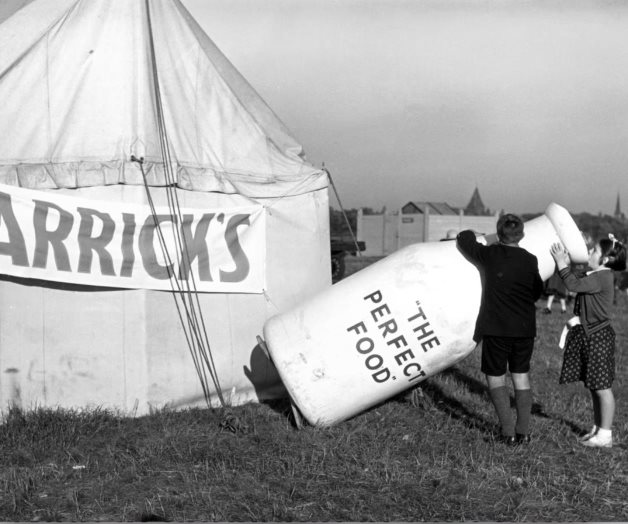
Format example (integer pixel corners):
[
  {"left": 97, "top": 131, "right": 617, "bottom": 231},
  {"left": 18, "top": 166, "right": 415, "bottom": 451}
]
[{"left": 0, "top": 184, "right": 266, "bottom": 293}]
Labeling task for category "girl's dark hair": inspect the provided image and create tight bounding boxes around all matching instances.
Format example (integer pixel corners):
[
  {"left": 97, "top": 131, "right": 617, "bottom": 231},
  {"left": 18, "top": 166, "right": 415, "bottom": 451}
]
[{"left": 599, "top": 236, "right": 627, "bottom": 271}]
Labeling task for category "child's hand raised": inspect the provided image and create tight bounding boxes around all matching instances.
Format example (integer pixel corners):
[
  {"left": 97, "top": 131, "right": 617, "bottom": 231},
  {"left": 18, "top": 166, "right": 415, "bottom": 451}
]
[{"left": 550, "top": 242, "right": 570, "bottom": 268}]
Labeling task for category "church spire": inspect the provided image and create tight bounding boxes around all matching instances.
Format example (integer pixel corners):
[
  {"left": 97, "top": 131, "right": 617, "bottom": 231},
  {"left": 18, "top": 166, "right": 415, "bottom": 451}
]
[
  {"left": 465, "top": 186, "right": 489, "bottom": 216},
  {"left": 615, "top": 191, "right": 622, "bottom": 218}
]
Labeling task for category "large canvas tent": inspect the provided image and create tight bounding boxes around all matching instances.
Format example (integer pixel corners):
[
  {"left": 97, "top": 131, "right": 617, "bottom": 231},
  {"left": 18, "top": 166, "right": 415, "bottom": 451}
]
[{"left": 0, "top": 0, "right": 329, "bottom": 414}]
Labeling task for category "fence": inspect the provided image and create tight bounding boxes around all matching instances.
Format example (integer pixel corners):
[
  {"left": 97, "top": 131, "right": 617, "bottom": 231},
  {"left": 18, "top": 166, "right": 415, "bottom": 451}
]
[{"left": 357, "top": 208, "right": 499, "bottom": 256}]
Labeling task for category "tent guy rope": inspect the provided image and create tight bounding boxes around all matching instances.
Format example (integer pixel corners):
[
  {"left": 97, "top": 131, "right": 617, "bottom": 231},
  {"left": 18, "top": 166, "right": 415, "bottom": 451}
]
[
  {"left": 138, "top": 0, "right": 226, "bottom": 408},
  {"left": 324, "top": 165, "right": 362, "bottom": 257}
]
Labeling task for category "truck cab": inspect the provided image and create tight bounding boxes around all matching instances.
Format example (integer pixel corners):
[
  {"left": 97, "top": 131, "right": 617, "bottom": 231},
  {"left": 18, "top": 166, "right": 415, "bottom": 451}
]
[{"left": 330, "top": 237, "right": 366, "bottom": 282}]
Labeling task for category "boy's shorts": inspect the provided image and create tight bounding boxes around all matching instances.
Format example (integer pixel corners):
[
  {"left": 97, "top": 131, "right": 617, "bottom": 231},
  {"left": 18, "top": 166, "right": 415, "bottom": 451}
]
[{"left": 481, "top": 335, "right": 535, "bottom": 376}]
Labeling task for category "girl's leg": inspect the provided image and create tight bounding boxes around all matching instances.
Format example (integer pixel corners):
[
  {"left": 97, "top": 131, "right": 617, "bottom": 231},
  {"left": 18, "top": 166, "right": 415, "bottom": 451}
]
[
  {"left": 582, "top": 388, "right": 614, "bottom": 447},
  {"left": 546, "top": 295, "right": 554, "bottom": 309},
  {"left": 579, "top": 389, "right": 601, "bottom": 441},
  {"left": 595, "top": 388, "right": 615, "bottom": 429},
  {"left": 590, "top": 389, "right": 602, "bottom": 427},
  {"left": 559, "top": 298, "right": 567, "bottom": 313}
]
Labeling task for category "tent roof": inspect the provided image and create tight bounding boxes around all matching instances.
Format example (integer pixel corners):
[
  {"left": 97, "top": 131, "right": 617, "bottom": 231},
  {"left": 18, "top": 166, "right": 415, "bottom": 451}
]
[{"left": 0, "top": 0, "right": 326, "bottom": 197}]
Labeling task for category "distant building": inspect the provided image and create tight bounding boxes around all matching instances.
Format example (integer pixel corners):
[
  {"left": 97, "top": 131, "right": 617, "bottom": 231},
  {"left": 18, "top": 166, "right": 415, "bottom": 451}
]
[
  {"left": 401, "top": 201, "right": 459, "bottom": 215},
  {"left": 357, "top": 189, "right": 498, "bottom": 256},
  {"left": 465, "top": 186, "right": 491, "bottom": 216},
  {"left": 614, "top": 192, "right": 625, "bottom": 220}
]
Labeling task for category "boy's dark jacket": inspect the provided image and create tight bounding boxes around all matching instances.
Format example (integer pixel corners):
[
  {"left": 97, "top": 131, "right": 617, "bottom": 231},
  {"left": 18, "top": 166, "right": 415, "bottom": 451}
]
[{"left": 457, "top": 230, "right": 544, "bottom": 341}]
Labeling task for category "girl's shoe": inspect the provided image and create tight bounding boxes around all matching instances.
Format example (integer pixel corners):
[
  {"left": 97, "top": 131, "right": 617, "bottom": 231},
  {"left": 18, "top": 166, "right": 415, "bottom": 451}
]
[
  {"left": 581, "top": 432, "right": 612, "bottom": 448},
  {"left": 578, "top": 426, "right": 598, "bottom": 442}
]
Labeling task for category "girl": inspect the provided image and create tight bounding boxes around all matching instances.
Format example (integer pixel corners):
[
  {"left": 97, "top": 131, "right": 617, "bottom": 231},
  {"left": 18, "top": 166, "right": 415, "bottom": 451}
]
[{"left": 550, "top": 234, "right": 626, "bottom": 448}]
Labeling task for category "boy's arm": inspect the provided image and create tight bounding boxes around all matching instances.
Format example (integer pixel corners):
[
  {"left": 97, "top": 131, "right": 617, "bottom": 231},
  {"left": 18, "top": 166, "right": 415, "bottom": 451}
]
[{"left": 456, "top": 230, "right": 487, "bottom": 264}]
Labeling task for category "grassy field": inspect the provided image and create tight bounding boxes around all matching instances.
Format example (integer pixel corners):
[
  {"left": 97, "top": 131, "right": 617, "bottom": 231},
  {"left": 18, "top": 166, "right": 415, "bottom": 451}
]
[{"left": 1, "top": 255, "right": 627, "bottom": 521}]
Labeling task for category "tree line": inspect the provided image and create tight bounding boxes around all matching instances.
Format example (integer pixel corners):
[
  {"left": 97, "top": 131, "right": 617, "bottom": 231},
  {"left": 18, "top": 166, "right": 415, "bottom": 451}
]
[
  {"left": 331, "top": 207, "right": 628, "bottom": 243},
  {"left": 523, "top": 212, "right": 628, "bottom": 245}
]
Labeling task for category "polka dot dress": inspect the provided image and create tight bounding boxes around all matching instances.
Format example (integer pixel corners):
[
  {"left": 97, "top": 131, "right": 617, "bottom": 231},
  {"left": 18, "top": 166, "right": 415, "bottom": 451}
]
[{"left": 559, "top": 324, "right": 616, "bottom": 390}]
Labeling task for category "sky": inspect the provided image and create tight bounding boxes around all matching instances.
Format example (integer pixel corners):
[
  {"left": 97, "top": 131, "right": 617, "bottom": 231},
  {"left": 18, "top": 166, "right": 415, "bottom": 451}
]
[{"left": 183, "top": 0, "right": 628, "bottom": 216}]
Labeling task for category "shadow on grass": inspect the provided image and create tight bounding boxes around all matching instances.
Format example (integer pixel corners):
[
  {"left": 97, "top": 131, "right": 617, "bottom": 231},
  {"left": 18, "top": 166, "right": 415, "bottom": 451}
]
[
  {"left": 259, "top": 364, "right": 589, "bottom": 436},
  {"left": 243, "top": 340, "right": 303, "bottom": 429},
  {"left": 408, "top": 370, "right": 496, "bottom": 439},
  {"left": 404, "top": 366, "right": 587, "bottom": 439},
  {"left": 530, "top": 397, "right": 586, "bottom": 436},
  {"left": 259, "top": 397, "right": 304, "bottom": 430}
]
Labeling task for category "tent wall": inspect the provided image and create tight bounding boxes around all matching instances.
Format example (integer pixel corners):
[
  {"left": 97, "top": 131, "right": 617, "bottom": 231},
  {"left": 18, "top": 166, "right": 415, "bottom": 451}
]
[{"left": 0, "top": 185, "right": 329, "bottom": 414}]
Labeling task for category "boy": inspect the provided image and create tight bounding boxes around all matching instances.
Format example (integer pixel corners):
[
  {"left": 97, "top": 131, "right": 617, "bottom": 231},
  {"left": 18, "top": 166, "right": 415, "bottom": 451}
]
[{"left": 457, "top": 214, "right": 544, "bottom": 445}]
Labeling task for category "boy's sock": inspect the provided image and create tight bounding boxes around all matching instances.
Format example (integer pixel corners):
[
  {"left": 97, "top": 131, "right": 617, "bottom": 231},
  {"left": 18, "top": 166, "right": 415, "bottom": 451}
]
[
  {"left": 514, "top": 388, "right": 533, "bottom": 435},
  {"left": 489, "top": 386, "right": 514, "bottom": 436}
]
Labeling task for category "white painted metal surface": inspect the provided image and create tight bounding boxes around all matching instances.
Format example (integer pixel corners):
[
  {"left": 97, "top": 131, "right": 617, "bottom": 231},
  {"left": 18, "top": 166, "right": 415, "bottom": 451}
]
[{"left": 264, "top": 203, "right": 588, "bottom": 426}]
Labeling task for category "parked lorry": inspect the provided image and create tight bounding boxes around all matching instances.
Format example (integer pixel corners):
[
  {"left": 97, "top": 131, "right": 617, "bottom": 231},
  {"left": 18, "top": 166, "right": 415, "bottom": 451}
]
[{"left": 330, "top": 236, "right": 366, "bottom": 283}]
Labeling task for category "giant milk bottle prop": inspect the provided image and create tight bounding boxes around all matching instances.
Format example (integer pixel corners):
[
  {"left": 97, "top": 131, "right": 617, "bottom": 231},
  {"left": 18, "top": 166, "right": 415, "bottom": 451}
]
[{"left": 263, "top": 203, "right": 588, "bottom": 427}]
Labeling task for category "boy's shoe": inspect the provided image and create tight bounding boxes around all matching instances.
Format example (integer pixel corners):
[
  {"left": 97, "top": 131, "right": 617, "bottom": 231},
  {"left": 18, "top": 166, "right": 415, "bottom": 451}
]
[
  {"left": 497, "top": 435, "right": 516, "bottom": 446},
  {"left": 581, "top": 433, "right": 612, "bottom": 448},
  {"left": 542, "top": 308, "right": 551, "bottom": 314},
  {"left": 578, "top": 426, "right": 598, "bottom": 442},
  {"left": 497, "top": 434, "right": 530, "bottom": 446}
]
